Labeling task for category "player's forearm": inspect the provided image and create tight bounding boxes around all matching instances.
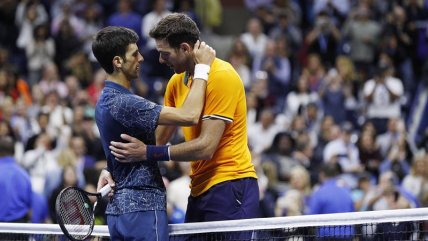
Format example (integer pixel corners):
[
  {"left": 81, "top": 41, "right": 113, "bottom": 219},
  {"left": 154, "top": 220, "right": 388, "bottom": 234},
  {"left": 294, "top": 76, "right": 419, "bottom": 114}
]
[
  {"left": 168, "top": 136, "right": 215, "bottom": 161},
  {"left": 156, "top": 125, "right": 176, "bottom": 145},
  {"left": 177, "top": 79, "right": 207, "bottom": 125}
]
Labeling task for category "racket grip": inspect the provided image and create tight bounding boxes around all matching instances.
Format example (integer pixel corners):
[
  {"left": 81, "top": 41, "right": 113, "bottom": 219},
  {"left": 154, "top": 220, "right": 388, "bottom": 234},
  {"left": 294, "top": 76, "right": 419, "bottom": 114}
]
[{"left": 99, "top": 184, "right": 112, "bottom": 197}]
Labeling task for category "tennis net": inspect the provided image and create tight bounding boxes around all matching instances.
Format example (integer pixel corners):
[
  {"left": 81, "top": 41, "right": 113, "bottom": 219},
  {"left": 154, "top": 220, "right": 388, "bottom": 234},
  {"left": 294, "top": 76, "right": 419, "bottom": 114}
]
[{"left": 1, "top": 208, "right": 428, "bottom": 240}]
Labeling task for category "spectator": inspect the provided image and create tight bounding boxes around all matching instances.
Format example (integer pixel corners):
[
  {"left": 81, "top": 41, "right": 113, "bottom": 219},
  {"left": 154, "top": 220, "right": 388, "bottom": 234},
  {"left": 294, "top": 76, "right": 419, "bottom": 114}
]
[
  {"left": 301, "top": 102, "right": 323, "bottom": 147},
  {"left": 312, "top": 115, "right": 336, "bottom": 175},
  {"left": 319, "top": 61, "right": 349, "bottom": 125},
  {"left": 107, "top": 0, "right": 142, "bottom": 45},
  {"left": 25, "top": 111, "right": 50, "bottom": 151},
  {"left": 53, "top": 19, "right": 83, "bottom": 78},
  {"left": 228, "top": 38, "right": 252, "bottom": 89},
  {"left": 21, "top": 132, "right": 61, "bottom": 195},
  {"left": 0, "top": 136, "right": 32, "bottom": 222},
  {"left": 139, "top": 0, "right": 173, "bottom": 89},
  {"left": 321, "top": 55, "right": 359, "bottom": 124},
  {"left": 352, "top": 172, "right": 377, "bottom": 211},
  {"left": 78, "top": 2, "right": 103, "bottom": 64},
  {"left": 87, "top": 68, "right": 106, "bottom": 106},
  {"left": 48, "top": 164, "right": 80, "bottom": 223},
  {"left": 363, "top": 63, "right": 404, "bottom": 135},
  {"left": 248, "top": 108, "right": 282, "bottom": 155},
  {"left": 381, "top": 6, "right": 414, "bottom": 96},
  {"left": 141, "top": 0, "right": 171, "bottom": 51},
  {"left": 50, "top": 1, "right": 85, "bottom": 38},
  {"left": 357, "top": 129, "right": 382, "bottom": 180},
  {"left": 342, "top": 6, "right": 381, "bottom": 79},
  {"left": 24, "top": 23, "right": 55, "bottom": 86},
  {"left": 368, "top": 171, "right": 413, "bottom": 211},
  {"left": 252, "top": 38, "right": 292, "bottom": 108},
  {"left": 269, "top": 12, "right": 302, "bottom": 58},
  {"left": 30, "top": 191, "right": 49, "bottom": 223},
  {"left": 64, "top": 51, "right": 93, "bottom": 88},
  {"left": 271, "top": 0, "right": 302, "bottom": 27},
  {"left": 305, "top": 11, "right": 341, "bottom": 68},
  {"left": 313, "top": 0, "right": 350, "bottom": 27},
  {"left": 260, "top": 131, "right": 296, "bottom": 184},
  {"left": 240, "top": 17, "right": 268, "bottom": 61},
  {"left": 252, "top": 5, "right": 276, "bottom": 35},
  {"left": 16, "top": 1, "right": 48, "bottom": 49},
  {"left": 167, "top": 162, "right": 191, "bottom": 223},
  {"left": 307, "top": 162, "right": 355, "bottom": 238},
  {"left": 172, "top": 0, "right": 203, "bottom": 31},
  {"left": 275, "top": 165, "right": 312, "bottom": 216},
  {"left": 301, "top": 53, "right": 326, "bottom": 92},
  {"left": 379, "top": 135, "right": 411, "bottom": 184},
  {"left": 401, "top": 153, "right": 428, "bottom": 204},
  {"left": 0, "top": 119, "right": 21, "bottom": 159},
  {"left": 323, "top": 123, "right": 362, "bottom": 183},
  {"left": 0, "top": 66, "right": 32, "bottom": 106},
  {"left": 376, "top": 117, "right": 405, "bottom": 158},
  {"left": 283, "top": 73, "right": 319, "bottom": 119}
]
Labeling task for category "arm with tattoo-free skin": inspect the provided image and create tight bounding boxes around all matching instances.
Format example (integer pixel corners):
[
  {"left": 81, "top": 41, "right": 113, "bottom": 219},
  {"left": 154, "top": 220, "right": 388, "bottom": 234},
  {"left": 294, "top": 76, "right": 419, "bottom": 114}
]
[
  {"left": 155, "top": 125, "right": 176, "bottom": 145},
  {"left": 110, "top": 119, "right": 226, "bottom": 162},
  {"left": 157, "top": 40, "right": 215, "bottom": 126}
]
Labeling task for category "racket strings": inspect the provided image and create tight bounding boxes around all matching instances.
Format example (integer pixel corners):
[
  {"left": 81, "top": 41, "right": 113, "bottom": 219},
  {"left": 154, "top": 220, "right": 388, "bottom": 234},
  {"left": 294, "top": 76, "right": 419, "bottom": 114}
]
[{"left": 58, "top": 188, "right": 95, "bottom": 239}]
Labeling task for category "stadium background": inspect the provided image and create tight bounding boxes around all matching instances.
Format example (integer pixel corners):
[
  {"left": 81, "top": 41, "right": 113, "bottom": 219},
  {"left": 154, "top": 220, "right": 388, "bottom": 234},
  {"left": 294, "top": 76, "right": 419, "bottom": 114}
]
[{"left": 0, "top": 0, "right": 428, "bottom": 225}]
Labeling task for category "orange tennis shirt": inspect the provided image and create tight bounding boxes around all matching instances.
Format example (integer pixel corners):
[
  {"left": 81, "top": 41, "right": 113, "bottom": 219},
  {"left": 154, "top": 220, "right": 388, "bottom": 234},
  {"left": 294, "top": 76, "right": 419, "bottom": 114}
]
[{"left": 164, "top": 58, "right": 257, "bottom": 197}]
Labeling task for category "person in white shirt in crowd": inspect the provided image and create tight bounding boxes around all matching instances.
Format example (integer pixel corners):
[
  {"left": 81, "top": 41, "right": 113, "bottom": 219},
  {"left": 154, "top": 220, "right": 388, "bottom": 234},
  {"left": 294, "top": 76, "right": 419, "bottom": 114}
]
[
  {"left": 323, "top": 122, "right": 362, "bottom": 188},
  {"left": 21, "top": 132, "right": 61, "bottom": 195},
  {"left": 363, "top": 62, "right": 404, "bottom": 135},
  {"left": 283, "top": 73, "right": 319, "bottom": 120},
  {"left": 16, "top": 1, "right": 48, "bottom": 50},
  {"left": 240, "top": 17, "right": 268, "bottom": 62},
  {"left": 141, "top": 0, "right": 171, "bottom": 52},
  {"left": 248, "top": 107, "right": 282, "bottom": 155}
]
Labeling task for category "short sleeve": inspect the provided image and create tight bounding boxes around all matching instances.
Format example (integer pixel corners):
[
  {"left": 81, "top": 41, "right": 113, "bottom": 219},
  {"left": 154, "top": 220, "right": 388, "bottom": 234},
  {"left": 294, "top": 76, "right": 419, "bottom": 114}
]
[{"left": 109, "top": 94, "right": 162, "bottom": 133}]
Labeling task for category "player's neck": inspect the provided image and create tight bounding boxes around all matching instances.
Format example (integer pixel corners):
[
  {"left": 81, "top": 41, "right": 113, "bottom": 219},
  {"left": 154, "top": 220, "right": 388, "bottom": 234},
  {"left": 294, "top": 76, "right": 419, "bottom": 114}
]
[{"left": 107, "top": 73, "right": 131, "bottom": 89}]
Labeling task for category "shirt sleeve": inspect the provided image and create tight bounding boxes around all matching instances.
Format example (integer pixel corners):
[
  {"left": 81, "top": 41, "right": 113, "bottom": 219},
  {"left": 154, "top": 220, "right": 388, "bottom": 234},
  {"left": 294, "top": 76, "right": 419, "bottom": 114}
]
[
  {"left": 109, "top": 94, "right": 162, "bottom": 132},
  {"left": 202, "top": 70, "right": 241, "bottom": 123}
]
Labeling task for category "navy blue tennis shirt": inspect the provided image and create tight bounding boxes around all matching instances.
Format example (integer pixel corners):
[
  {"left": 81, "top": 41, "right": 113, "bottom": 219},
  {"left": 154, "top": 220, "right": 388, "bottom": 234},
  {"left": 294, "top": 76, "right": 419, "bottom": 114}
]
[{"left": 95, "top": 81, "right": 166, "bottom": 215}]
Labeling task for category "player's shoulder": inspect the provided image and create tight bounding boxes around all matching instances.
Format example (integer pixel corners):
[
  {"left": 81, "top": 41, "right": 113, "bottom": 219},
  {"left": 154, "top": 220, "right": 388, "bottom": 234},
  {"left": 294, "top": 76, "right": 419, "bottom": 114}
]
[
  {"left": 210, "top": 58, "right": 242, "bottom": 85},
  {"left": 211, "top": 58, "right": 234, "bottom": 72}
]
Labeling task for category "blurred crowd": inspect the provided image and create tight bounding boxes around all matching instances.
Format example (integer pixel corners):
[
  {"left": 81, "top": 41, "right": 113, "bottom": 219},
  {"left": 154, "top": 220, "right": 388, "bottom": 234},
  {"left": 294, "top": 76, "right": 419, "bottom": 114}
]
[{"left": 1, "top": 0, "right": 428, "bottom": 226}]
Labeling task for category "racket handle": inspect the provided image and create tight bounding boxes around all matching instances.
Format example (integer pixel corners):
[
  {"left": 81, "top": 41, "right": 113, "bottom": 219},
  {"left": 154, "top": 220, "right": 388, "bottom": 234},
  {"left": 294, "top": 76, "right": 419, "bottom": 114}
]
[{"left": 99, "top": 184, "right": 112, "bottom": 197}]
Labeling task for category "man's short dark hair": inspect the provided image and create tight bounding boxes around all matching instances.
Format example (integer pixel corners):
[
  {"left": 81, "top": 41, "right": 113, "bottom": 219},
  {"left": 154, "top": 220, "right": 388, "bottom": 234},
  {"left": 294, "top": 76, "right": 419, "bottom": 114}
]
[
  {"left": 92, "top": 26, "right": 139, "bottom": 74},
  {"left": 0, "top": 136, "right": 15, "bottom": 157},
  {"left": 149, "top": 13, "right": 200, "bottom": 49},
  {"left": 321, "top": 162, "right": 342, "bottom": 178}
]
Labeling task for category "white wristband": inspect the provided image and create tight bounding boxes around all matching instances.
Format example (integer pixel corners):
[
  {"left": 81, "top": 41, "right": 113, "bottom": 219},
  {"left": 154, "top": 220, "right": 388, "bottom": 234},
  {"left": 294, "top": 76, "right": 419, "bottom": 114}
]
[{"left": 193, "top": 64, "right": 210, "bottom": 81}]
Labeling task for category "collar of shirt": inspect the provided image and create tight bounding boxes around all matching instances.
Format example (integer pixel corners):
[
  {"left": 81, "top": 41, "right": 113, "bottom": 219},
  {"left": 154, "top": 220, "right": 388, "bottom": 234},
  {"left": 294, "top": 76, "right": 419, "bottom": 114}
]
[{"left": 104, "top": 80, "right": 132, "bottom": 94}]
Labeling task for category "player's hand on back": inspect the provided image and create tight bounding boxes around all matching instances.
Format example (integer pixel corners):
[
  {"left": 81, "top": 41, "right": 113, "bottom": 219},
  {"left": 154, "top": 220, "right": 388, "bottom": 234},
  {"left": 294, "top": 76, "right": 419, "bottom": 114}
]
[
  {"left": 110, "top": 134, "right": 148, "bottom": 162},
  {"left": 193, "top": 40, "right": 216, "bottom": 66}
]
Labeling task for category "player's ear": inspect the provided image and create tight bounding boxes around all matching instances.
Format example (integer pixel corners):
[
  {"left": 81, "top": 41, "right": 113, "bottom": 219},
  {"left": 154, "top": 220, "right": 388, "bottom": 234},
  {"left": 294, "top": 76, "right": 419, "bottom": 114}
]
[
  {"left": 113, "top": 56, "right": 123, "bottom": 69},
  {"left": 180, "top": 43, "right": 192, "bottom": 54}
]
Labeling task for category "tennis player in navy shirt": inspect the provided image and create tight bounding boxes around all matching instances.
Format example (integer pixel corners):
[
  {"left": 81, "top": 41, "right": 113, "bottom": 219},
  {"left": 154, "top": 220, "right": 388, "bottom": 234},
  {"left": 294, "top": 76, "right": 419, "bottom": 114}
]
[{"left": 92, "top": 26, "right": 215, "bottom": 241}]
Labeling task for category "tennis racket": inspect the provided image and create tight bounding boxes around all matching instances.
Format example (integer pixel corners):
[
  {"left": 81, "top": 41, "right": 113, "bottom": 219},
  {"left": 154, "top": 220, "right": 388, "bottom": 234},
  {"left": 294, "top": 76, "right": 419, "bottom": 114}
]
[{"left": 55, "top": 184, "right": 111, "bottom": 241}]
